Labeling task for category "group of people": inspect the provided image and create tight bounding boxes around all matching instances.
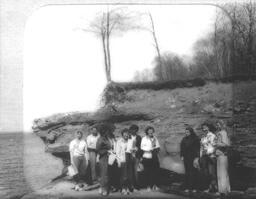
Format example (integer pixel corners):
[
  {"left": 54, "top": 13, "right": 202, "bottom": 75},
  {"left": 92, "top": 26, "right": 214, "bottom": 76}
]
[
  {"left": 69, "top": 123, "right": 160, "bottom": 196},
  {"left": 69, "top": 120, "right": 231, "bottom": 196},
  {"left": 180, "top": 120, "right": 231, "bottom": 195}
]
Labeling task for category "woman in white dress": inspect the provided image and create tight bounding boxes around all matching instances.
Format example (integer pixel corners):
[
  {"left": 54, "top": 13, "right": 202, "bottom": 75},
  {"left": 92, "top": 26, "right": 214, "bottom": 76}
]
[{"left": 215, "top": 120, "right": 231, "bottom": 195}]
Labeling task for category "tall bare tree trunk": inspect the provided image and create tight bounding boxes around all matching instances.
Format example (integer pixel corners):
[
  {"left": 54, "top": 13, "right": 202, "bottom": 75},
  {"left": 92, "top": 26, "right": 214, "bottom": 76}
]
[
  {"left": 106, "top": 11, "right": 112, "bottom": 82},
  {"left": 246, "top": 1, "right": 255, "bottom": 74},
  {"left": 101, "top": 31, "right": 111, "bottom": 83},
  {"left": 149, "top": 13, "right": 166, "bottom": 80}
]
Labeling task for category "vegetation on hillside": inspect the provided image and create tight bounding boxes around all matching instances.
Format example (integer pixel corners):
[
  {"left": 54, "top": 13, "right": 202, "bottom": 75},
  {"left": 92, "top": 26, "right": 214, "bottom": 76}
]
[{"left": 135, "top": 1, "right": 256, "bottom": 82}]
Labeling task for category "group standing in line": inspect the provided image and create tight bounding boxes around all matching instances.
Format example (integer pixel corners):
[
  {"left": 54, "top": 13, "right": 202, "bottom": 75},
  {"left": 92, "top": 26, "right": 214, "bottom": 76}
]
[
  {"left": 69, "top": 120, "right": 231, "bottom": 196},
  {"left": 180, "top": 120, "right": 231, "bottom": 195},
  {"left": 69, "top": 123, "right": 160, "bottom": 196}
]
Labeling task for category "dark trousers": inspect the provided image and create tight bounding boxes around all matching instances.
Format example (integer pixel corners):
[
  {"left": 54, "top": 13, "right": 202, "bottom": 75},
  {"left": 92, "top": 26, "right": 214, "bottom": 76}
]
[
  {"left": 183, "top": 157, "right": 198, "bottom": 190},
  {"left": 126, "top": 153, "right": 140, "bottom": 189},
  {"left": 142, "top": 157, "right": 159, "bottom": 188},
  {"left": 108, "top": 160, "right": 120, "bottom": 190},
  {"left": 88, "top": 150, "right": 97, "bottom": 182},
  {"left": 200, "top": 155, "right": 217, "bottom": 191},
  {"left": 120, "top": 162, "right": 129, "bottom": 189},
  {"left": 99, "top": 155, "right": 109, "bottom": 193}
]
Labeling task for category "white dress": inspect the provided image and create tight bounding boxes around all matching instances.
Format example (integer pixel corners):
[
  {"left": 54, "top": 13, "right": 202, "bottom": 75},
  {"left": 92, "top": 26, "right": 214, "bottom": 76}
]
[{"left": 216, "top": 130, "right": 231, "bottom": 194}]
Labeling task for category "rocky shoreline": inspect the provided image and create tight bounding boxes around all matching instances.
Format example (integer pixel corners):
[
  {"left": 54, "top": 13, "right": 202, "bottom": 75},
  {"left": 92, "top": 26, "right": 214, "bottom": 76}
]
[{"left": 29, "top": 79, "right": 256, "bottom": 198}]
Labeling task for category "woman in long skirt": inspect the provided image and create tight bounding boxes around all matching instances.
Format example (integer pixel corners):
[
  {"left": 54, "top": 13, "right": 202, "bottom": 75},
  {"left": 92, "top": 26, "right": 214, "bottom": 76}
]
[
  {"left": 141, "top": 126, "right": 160, "bottom": 191},
  {"left": 216, "top": 120, "right": 231, "bottom": 195}
]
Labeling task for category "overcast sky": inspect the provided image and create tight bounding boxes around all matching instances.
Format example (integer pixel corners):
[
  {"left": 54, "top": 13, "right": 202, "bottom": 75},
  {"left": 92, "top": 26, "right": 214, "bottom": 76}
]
[{"left": 23, "top": 4, "right": 217, "bottom": 131}]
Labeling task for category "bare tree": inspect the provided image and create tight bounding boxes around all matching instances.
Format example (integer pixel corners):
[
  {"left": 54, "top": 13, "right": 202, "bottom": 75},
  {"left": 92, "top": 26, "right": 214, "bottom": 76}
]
[
  {"left": 148, "top": 13, "right": 165, "bottom": 80},
  {"left": 80, "top": 7, "right": 142, "bottom": 83}
]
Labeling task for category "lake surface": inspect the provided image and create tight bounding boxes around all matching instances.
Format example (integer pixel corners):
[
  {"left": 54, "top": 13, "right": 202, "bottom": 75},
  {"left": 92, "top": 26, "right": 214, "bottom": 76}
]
[{"left": 0, "top": 133, "right": 62, "bottom": 199}]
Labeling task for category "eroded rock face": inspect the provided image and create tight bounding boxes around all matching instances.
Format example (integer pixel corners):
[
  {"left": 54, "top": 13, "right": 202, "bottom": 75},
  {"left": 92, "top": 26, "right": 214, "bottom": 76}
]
[{"left": 33, "top": 81, "right": 256, "bottom": 189}]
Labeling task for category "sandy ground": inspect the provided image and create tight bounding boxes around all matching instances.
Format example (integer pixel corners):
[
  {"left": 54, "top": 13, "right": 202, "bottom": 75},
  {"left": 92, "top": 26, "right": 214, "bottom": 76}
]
[{"left": 21, "top": 181, "right": 187, "bottom": 199}]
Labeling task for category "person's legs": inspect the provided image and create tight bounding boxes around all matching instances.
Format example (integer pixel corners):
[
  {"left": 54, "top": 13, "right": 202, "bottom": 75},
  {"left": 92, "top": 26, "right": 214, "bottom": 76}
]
[
  {"left": 217, "top": 155, "right": 230, "bottom": 194},
  {"left": 208, "top": 156, "right": 217, "bottom": 192},
  {"left": 99, "top": 155, "right": 109, "bottom": 194},
  {"left": 133, "top": 157, "right": 140, "bottom": 189},
  {"left": 79, "top": 156, "right": 88, "bottom": 181},
  {"left": 120, "top": 162, "right": 129, "bottom": 194},
  {"left": 152, "top": 157, "right": 160, "bottom": 188},
  {"left": 89, "top": 151, "right": 97, "bottom": 182},
  {"left": 72, "top": 156, "right": 81, "bottom": 182},
  {"left": 183, "top": 158, "right": 191, "bottom": 190},
  {"left": 126, "top": 153, "right": 135, "bottom": 191},
  {"left": 147, "top": 158, "right": 155, "bottom": 189},
  {"left": 200, "top": 155, "right": 211, "bottom": 189},
  {"left": 108, "top": 160, "right": 120, "bottom": 191},
  {"left": 142, "top": 158, "right": 151, "bottom": 189}
]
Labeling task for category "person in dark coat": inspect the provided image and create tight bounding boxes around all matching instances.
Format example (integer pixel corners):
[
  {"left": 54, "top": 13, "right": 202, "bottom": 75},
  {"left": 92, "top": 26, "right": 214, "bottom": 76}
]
[
  {"left": 180, "top": 126, "right": 200, "bottom": 192},
  {"left": 125, "top": 124, "right": 142, "bottom": 191},
  {"left": 95, "top": 123, "right": 116, "bottom": 196}
]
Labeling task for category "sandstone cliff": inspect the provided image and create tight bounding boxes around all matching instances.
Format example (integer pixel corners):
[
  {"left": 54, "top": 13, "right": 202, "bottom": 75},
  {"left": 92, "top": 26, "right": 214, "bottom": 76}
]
[{"left": 32, "top": 78, "right": 256, "bottom": 190}]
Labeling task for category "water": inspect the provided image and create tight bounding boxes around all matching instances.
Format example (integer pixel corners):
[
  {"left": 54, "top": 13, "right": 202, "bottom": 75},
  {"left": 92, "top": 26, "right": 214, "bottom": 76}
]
[{"left": 0, "top": 133, "right": 62, "bottom": 199}]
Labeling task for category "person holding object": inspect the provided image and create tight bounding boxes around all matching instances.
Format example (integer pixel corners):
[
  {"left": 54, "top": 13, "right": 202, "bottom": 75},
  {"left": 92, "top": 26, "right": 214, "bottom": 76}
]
[
  {"left": 69, "top": 131, "right": 89, "bottom": 183},
  {"left": 116, "top": 128, "right": 130, "bottom": 195},
  {"left": 197, "top": 123, "right": 218, "bottom": 193},
  {"left": 180, "top": 126, "right": 200, "bottom": 193},
  {"left": 86, "top": 126, "right": 100, "bottom": 184},
  {"left": 141, "top": 126, "right": 160, "bottom": 191},
  {"left": 126, "top": 124, "right": 142, "bottom": 191},
  {"left": 215, "top": 120, "right": 231, "bottom": 195}
]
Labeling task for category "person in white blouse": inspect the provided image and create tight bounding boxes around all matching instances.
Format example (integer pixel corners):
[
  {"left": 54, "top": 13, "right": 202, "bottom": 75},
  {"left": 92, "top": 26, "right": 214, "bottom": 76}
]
[
  {"left": 86, "top": 126, "right": 100, "bottom": 184},
  {"left": 69, "top": 131, "right": 89, "bottom": 182},
  {"left": 116, "top": 128, "right": 130, "bottom": 195},
  {"left": 141, "top": 126, "right": 160, "bottom": 191}
]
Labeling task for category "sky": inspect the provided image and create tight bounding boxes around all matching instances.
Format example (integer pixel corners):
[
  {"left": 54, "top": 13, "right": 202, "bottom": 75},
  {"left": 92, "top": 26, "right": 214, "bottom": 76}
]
[{"left": 23, "top": 4, "right": 217, "bottom": 132}]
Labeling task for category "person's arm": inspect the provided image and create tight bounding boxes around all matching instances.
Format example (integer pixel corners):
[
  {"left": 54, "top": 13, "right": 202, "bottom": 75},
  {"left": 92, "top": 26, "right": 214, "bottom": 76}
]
[
  {"left": 199, "top": 138, "right": 203, "bottom": 158},
  {"left": 180, "top": 138, "right": 185, "bottom": 160},
  {"left": 217, "top": 131, "right": 230, "bottom": 147},
  {"left": 195, "top": 138, "right": 201, "bottom": 158},
  {"left": 69, "top": 141, "right": 74, "bottom": 165},
  {"left": 84, "top": 141, "right": 89, "bottom": 163},
  {"left": 86, "top": 135, "right": 90, "bottom": 149},
  {"left": 154, "top": 138, "right": 160, "bottom": 153},
  {"left": 115, "top": 140, "right": 122, "bottom": 167}
]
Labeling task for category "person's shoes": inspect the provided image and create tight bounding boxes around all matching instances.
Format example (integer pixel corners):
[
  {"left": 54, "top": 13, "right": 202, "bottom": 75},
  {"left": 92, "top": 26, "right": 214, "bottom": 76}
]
[
  {"left": 192, "top": 189, "right": 197, "bottom": 193},
  {"left": 184, "top": 189, "right": 190, "bottom": 193},
  {"left": 153, "top": 185, "right": 160, "bottom": 191},
  {"left": 111, "top": 187, "right": 118, "bottom": 193},
  {"left": 147, "top": 187, "right": 152, "bottom": 192},
  {"left": 203, "top": 189, "right": 210, "bottom": 193},
  {"left": 215, "top": 192, "right": 221, "bottom": 196},
  {"left": 101, "top": 191, "right": 108, "bottom": 196},
  {"left": 98, "top": 187, "right": 102, "bottom": 194},
  {"left": 129, "top": 186, "right": 134, "bottom": 193},
  {"left": 121, "top": 188, "right": 126, "bottom": 195}
]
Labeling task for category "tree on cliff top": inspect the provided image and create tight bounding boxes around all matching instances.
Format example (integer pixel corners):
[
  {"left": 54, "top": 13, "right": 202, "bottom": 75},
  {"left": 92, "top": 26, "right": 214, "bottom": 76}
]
[{"left": 80, "top": 7, "right": 142, "bottom": 83}]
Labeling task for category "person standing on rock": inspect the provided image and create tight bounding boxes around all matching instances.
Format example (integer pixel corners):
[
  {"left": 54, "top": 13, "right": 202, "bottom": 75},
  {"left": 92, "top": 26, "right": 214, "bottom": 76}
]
[
  {"left": 69, "top": 131, "right": 89, "bottom": 183},
  {"left": 126, "top": 124, "right": 142, "bottom": 191},
  {"left": 180, "top": 126, "right": 200, "bottom": 193},
  {"left": 197, "top": 123, "right": 218, "bottom": 193},
  {"left": 96, "top": 123, "right": 116, "bottom": 196},
  {"left": 86, "top": 126, "right": 100, "bottom": 184},
  {"left": 141, "top": 126, "right": 160, "bottom": 191},
  {"left": 215, "top": 120, "right": 231, "bottom": 195}
]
